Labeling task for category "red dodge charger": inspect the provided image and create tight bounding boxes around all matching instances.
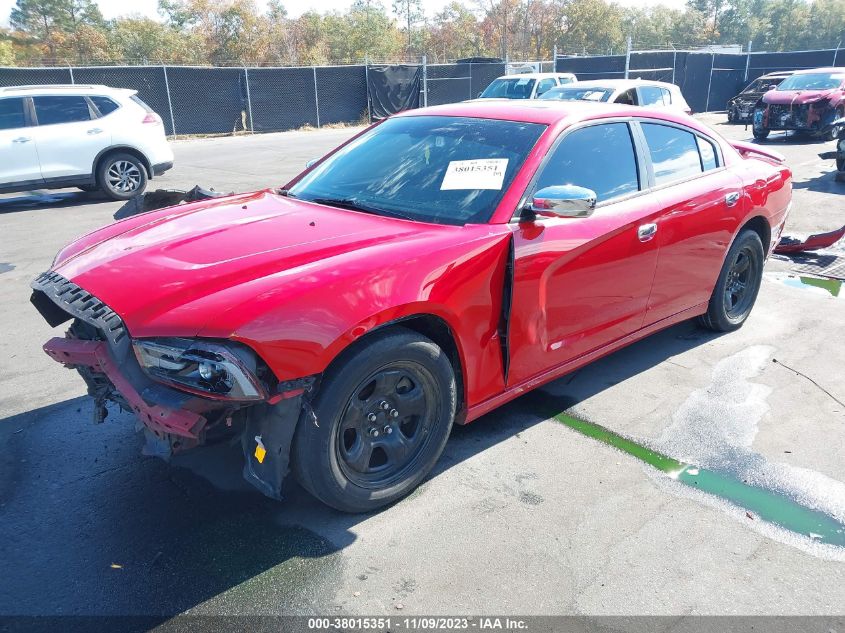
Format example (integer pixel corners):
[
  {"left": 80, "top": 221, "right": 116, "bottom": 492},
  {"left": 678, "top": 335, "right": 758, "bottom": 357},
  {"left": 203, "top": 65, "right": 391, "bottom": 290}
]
[{"left": 32, "top": 101, "right": 792, "bottom": 512}]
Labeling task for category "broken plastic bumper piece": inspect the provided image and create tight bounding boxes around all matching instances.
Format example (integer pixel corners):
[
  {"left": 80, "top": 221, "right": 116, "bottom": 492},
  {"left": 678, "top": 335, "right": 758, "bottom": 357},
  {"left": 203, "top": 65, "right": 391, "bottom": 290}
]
[{"left": 43, "top": 337, "right": 206, "bottom": 438}]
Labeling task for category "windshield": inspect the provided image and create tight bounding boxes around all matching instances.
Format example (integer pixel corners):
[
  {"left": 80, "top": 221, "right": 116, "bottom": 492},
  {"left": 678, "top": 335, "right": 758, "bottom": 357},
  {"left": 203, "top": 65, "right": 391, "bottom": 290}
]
[
  {"left": 480, "top": 77, "right": 537, "bottom": 99},
  {"left": 288, "top": 116, "right": 546, "bottom": 225},
  {"left": 540, "top": 86, "right": 613, "bottom": 102},
  {"left": 743, "top": 78, "right": 776, "bottom": 93},
  {"left": 777, "top": 73, "right": 844, "bottom": 91}
]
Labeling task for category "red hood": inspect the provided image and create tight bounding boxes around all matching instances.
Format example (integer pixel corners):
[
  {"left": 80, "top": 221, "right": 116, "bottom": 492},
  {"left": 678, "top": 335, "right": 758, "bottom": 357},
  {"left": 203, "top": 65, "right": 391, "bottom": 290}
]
[
  {"left": 54, "top": 190, "right": 465, "bottom": 337},
  {"left": 762, "top": 88, "right": 839, "bottom": 105}
]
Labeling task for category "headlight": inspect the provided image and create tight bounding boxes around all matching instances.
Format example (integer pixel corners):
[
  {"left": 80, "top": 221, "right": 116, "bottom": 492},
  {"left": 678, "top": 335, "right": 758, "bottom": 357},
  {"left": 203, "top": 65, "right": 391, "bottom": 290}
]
[{"left": 133, "top": 338, "right": 267, "bottom": 401}]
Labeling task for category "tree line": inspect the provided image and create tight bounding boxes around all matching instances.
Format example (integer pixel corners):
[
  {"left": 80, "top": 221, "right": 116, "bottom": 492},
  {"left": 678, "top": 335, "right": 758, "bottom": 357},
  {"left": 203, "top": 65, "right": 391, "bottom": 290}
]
[{"left": 2, "top": 0, "right": 845, "bottom": 67}]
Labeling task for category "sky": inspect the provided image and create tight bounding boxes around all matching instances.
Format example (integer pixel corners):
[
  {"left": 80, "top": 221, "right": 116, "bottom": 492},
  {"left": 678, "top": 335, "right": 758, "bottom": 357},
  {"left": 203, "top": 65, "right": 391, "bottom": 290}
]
[{"left": 1, "top": 0, "right": 687, "bottom": 28}]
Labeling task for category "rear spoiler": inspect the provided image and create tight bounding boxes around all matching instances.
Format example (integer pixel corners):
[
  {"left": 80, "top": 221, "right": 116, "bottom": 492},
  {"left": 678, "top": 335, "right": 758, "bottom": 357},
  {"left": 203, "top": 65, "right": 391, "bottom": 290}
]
[{"left": 730, "top": 140, "right": 786, "bottom": 164}]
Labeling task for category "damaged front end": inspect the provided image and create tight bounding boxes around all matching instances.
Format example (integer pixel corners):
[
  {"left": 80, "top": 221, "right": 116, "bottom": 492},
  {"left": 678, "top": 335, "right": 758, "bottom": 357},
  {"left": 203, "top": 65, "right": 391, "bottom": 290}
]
[
  {"left": 30, "top": 270, "right": 315, "bottom": 501},
  {"left": 756, "top": 100, "right": 841, "bottom": 135}
]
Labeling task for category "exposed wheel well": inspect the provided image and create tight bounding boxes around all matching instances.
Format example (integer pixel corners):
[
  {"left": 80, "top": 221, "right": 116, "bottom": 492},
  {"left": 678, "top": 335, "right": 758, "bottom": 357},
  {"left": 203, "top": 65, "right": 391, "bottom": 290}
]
[
  {"left": 322, "top": 315, "right": 467, "bottom": 424},
  {"left": 740, "top": 215, "right": 771, "bottom": 253},
  {"left": 94, "top": 147, "right": 152, "bottom": 182}
]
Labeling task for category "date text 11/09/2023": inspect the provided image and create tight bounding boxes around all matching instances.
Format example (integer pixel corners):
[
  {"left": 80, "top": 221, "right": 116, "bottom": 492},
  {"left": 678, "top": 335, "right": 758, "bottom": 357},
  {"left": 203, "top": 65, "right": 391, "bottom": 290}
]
[{"left": 307, "top": 617, "right": 529, "bottom": 630}]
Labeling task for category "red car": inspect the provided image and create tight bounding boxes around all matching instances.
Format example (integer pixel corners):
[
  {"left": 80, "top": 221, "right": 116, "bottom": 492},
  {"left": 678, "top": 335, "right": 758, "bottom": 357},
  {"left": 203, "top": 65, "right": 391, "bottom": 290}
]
[
  {"left": 753, "top": 67, "right": 845, "bottom": 140},
  {"left": 32, "top": 101, "right": 792, "bottom": 512}
]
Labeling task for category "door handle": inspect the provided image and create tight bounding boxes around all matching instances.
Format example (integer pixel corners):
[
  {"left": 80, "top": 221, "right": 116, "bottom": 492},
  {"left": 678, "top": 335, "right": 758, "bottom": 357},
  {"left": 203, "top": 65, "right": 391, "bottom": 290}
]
[
  {"left": 12, "top": 137, "right": 31, "bottom": 143},
  {"left": 87, "top": 128, "right": 103, "bottom": 135},
  {"left": 725, "top": 191, "right": 741, "bottom": 207},
  {"left": 638, "top": 223, "right": 658, "bottom": 242}
]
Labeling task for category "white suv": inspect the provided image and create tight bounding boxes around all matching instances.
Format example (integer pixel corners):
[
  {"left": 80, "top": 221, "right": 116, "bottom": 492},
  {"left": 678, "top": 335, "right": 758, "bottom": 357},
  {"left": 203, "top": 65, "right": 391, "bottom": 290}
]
[{"left": 0, "top": 84, "right": 174, "bottom": 200}]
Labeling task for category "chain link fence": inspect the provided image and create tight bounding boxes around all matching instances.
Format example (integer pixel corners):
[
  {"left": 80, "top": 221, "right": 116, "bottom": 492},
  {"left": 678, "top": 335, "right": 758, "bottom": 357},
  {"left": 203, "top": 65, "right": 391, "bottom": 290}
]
[{"left": 0, "top": 61, "right": 514, "bottom": 136}]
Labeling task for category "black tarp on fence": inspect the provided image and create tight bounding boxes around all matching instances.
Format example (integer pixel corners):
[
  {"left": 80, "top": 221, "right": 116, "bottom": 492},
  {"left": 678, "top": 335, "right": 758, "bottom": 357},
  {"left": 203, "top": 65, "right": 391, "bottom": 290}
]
[
  {"left": 366, "top": 64, "right": 421, "bottom": 120},
  {"left": 4, "top": 50, "right": 845, "bottom": 137}
]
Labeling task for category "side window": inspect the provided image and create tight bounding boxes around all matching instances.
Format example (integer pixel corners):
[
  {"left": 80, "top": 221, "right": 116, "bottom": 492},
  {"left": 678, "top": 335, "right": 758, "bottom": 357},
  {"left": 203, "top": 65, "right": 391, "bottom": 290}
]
[
  {"left": 697, "top": 136, "right": 719, "bottom": 171},
  {"left": 639, "top": 86, "right": 667, "bottom": 106},
  {"left": 33, "top": 96, "right": 92, "bottom": 126},
  {"left": 615, "top": 89, "right": 638, "bottom": 105},
  {"left": 641, "top": 123, "right": 703, "bottom": 185},
  {"left": 0, "top": 98, "right": 26, "bottom": 130},
  {"left": 558, "top": 76, "right": 574, "bottom": 85},
  {"left": 536, "top": 78, "right": 556, "bottom": 96},
  {"left": 535, "top": 123, "right": 640, "bottom": 203},
  {"left": 90, "top": 96, "right": 119, "bottom": 116},
  {"left": 640, "top": 86, "right": 672, "bottom": 106}
]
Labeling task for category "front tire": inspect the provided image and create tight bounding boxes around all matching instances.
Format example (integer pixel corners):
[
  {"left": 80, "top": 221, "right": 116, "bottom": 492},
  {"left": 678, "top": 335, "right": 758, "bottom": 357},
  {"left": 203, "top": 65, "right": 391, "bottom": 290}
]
[
  {"left": 97, "top": 152, "right": 148, "bottom": 200},
  {"left": 292, "top": 328, "right": 457, "bottom": 513},
  {"left": 699, "top": 229, "right": 764, "bottom": 332}
]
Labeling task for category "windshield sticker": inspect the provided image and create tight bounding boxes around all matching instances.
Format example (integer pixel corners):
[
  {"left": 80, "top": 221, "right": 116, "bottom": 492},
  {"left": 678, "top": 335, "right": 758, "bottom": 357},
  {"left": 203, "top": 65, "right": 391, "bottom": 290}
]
[{"left": 440, "top": 158, "right": 509, "bottom": 190}]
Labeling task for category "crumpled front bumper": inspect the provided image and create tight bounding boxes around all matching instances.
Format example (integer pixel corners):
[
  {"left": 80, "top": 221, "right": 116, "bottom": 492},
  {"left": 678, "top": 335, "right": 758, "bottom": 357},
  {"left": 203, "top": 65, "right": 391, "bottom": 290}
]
[
  {"left": 31, "top": 270, "right": 306, "bottom": 501},
  {"left": 42, "top": 336, "right": 205, "bottom": 438}
]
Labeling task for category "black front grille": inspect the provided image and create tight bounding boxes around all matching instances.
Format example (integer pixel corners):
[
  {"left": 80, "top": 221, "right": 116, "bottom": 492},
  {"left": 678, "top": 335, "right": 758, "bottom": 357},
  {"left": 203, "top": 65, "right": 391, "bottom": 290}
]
[{"left": 30, "top": 271, "right": 129, "bottom": 353}]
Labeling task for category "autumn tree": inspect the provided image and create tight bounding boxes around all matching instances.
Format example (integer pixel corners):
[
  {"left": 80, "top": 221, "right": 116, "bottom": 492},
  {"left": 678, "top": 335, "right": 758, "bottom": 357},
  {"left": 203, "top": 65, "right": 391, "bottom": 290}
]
[
  {"left": 392, "top": 0, "right": 423, "bottom": 56},
  {"left": 10, "top": 0, "right": 104, "bottom": 58}
]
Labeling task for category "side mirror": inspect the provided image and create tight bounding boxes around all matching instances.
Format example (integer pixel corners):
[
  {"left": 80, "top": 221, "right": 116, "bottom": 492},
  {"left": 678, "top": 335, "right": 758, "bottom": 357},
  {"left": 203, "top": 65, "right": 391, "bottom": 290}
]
[
  {"left": 305, "top": 158, "right": 318, "bottom": 168},
  {"left": 767, "top": 85, "right": 777, "bottom": 91},
  {"left": 526, "top": 185, "right": 597, "bottom": 218}
]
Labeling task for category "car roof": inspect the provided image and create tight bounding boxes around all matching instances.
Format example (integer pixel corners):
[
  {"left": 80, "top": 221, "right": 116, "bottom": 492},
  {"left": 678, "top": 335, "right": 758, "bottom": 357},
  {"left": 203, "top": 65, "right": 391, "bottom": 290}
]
[
  {"left": 397, "top": 99, "right": 698, "bottom": 128},
  {"left": 793, "top": 67, "right": 845, "bottom": 75},
  {"left": 0, "top": 84, "right": 133, "bottom": 97},
  {"left": 758, "top": 71, "right": 794, "bottom": 79},
  {"left": 493, "top": 73, "right": 574, "bottom": 80},
  {"left": 555, "top": 78, "right": 679, "bottom": 90}
]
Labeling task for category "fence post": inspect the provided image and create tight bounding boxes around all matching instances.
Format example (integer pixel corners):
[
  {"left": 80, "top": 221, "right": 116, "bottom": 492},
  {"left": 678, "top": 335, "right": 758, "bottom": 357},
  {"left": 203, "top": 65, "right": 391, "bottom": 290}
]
[
  {"left": 422, "top": 54, "right": 428, "bottom": 107},
  {"left": 624, "top": 36, "right": 632, "bottom": 79},
  {"left": 705, "top": 53, "right": 714, "bottom": 112},
  {"left": 553, "top": 44, "right": 558, "bottom": 71},
  {"left": 671, "top": 48, "right": 676, "bottom": 84},
  {"left": 68, "top": 65, "right": 74, "bottom": 84},
  {"left": 161, "top": 65, "right": 177, "bottom": 139},
  {"left": 243, "top": 66, "right": 255, "bottom": 133},
  {"left": 744, "top": 40, "right": 752, "bottom": 81},
  {"left": 364, "top": 56, "right": 372, "bottom": 123},
  {"left": 834, "top": 40, "right": 842, "bottom": 66},
  {"left": 313, "top": 66, "right": 321, "bottom": 128},
  {"left": 468, "top": 62, "right": 473, "bottom": 100}
]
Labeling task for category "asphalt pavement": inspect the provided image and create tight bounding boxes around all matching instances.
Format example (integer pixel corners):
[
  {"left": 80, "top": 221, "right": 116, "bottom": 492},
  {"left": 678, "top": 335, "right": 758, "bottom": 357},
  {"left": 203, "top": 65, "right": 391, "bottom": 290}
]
[{"left": 1, "top": 114, "right": 845, "bottom": 619}]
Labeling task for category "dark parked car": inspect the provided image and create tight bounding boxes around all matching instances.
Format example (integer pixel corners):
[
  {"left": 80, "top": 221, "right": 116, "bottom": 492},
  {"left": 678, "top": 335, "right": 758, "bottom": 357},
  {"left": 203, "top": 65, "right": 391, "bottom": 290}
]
[{"left": 727, "top": 71, "right": 793, "bottom": 123}]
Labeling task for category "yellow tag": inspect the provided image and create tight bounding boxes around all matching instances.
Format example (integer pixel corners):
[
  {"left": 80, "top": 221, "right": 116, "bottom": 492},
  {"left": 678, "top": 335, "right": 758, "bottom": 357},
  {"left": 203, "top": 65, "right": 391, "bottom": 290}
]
[{"left": 254, "top": 436, "right": 267, "bottom": 464}]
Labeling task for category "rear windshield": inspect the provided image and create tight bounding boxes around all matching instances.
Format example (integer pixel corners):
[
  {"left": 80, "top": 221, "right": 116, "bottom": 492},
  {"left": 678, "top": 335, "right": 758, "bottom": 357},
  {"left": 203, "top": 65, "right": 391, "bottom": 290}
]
[
  {"left": 777, "top": 73, "right": 844, "bottom": 91},
  {"left": 480, "top": 78, "right": 537, "bottom": 99},
  {"left": 130, "top": 95, "right": 154, "bottom": 112},
  {"left": 540, "top": 86, "right": 613, "bottom": 102}
]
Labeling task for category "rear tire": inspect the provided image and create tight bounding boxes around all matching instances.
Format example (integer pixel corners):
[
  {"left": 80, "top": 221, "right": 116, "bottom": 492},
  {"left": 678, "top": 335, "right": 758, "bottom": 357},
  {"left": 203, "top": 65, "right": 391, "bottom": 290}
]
[
  {"left": 698, "top": 229, "right": 764, "bottom": 332},
  {"left": 292, "top": 328, "right": 457, "bottom": 513},
  {"left": 97, "top": 152, "right": 148, "bottom": 201}
]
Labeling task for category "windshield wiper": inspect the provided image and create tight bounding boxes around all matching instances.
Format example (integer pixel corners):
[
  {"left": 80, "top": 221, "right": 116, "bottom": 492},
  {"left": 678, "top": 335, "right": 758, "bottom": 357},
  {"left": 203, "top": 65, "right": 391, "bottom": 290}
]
[{"left": 308, "top": 197, "right": 416, "bottom": 222}]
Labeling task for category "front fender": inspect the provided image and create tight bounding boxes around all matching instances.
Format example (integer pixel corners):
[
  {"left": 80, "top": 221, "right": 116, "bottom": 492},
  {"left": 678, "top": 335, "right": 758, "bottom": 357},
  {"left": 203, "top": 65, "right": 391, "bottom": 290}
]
[{"left": 201, "top": 228, "right": 514, "bottom": 409}]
